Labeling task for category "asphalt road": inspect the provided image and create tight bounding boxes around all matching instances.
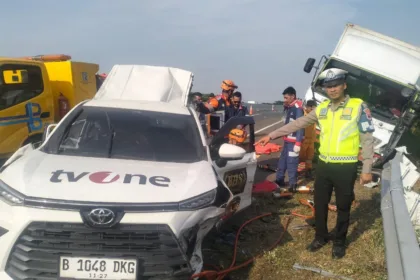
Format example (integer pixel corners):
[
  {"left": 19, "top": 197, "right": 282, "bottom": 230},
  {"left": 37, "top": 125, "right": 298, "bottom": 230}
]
[{"left": 250, "top": 109, "right": 284, "bottom": 137}]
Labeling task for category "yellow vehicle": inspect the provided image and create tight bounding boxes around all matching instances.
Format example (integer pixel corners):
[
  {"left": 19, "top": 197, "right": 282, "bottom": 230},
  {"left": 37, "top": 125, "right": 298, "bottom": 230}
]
[{"left": 0, "top": 54, "right": 100, "bottom": 160}]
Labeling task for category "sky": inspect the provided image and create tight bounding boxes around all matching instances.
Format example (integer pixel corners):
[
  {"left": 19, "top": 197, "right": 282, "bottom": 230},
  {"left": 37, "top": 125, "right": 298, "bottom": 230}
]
[{"left": 2, "top": 0, "right": 419, "bottom": 102}]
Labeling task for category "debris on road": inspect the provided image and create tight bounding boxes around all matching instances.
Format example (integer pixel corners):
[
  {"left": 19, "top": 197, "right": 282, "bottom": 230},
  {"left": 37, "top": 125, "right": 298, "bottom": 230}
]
[{"left": 293, "top": 263, "right": 354, "bottom": 280}]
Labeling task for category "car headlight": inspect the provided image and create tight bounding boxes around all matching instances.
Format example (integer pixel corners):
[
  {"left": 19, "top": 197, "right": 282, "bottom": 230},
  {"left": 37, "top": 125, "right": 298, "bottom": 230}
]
[
  {"left": 0, "top": 180, "right": 25, "bottom": 206},
  {"left": 179, "top": 189, "right": 217, "bottom": 211}
]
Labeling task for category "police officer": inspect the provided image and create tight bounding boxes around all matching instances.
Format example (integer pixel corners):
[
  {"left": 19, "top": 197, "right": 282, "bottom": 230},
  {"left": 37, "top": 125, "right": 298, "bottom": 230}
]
[{"left": 256, "top": 68, "right": 374, "bottom": 259}]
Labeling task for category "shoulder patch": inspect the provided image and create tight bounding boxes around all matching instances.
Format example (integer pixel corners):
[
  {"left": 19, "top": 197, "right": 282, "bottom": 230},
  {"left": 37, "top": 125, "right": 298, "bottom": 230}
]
[
  {"left": 361, "top": 103, "right": 372, "bottom": 120},
  {"left": 364, "top": 108, "right": 372, "bottom": 120},
  {"left": 358, "top": 103, "right": 375, "bottom": 133}
]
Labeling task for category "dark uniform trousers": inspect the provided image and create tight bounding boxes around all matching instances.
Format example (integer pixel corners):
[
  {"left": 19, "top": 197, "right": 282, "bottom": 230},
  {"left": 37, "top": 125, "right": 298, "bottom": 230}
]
[{"left": 314, "top": 160, "right": 358, "bottom": 244}]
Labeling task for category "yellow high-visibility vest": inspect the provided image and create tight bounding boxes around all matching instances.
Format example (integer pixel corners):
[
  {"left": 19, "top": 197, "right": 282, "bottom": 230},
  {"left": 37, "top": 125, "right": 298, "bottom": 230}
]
[{"left": 315, "top": 98, "right": 363, "bottom": 163}]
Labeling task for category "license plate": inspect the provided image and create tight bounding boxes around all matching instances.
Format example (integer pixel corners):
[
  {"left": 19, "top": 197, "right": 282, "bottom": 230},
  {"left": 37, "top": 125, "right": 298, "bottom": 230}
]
[{"left": 59, "top": 256, "right": 137, "bottom": 279}]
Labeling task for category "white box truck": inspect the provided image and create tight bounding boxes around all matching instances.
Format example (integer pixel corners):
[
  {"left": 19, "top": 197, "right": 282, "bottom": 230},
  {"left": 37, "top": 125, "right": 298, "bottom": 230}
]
[{"left": 303, "top": 23, "right": 420, "bottom": 168}]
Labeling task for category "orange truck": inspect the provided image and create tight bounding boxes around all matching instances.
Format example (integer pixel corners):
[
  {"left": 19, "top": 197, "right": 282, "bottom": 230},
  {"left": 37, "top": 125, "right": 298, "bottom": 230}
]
[{"left": 0, "top": 54, "right": 101, "bottom": 160}]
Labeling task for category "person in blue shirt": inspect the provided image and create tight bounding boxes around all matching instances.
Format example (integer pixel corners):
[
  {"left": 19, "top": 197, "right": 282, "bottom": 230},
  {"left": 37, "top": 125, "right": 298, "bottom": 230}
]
[
  {"left": 274, "top": 86, "right": 304, "bottom": 193},
  {"left": 226, "top": 92, "right": 248, "bottom": 121}
]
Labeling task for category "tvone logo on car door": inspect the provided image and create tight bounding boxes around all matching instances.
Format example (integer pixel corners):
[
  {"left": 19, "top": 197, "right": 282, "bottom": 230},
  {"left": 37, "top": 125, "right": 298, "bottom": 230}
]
[{"left": 50, "top": 170, "right": 171, "bottom": 187}]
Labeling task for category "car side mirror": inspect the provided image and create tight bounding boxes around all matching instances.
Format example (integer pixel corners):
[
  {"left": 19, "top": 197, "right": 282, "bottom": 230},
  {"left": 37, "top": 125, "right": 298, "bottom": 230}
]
[
  {"left": 42, "top": 123, "right": 58, "bottom": 143},
  {"left": 304, "top": 58, "right": 316, "bottom": 73},
  {"left": 218, "top": 143, "right": 246, "bottom": 160}
]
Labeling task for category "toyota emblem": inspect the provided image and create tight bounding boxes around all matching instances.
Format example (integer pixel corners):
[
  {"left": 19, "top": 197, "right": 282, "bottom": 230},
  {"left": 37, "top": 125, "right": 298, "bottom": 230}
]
[{"left": 88, "top": 208, "right": 115, "bottom": 225}]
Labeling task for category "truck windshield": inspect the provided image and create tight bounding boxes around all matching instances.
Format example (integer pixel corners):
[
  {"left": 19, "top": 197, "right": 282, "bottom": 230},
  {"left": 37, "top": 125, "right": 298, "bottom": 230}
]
[
  {"left": 45, "top": 106, "right": 205, "bottom": 163},
  {"left": 314, "top": 59, "right": 412, "bottom": 124}
]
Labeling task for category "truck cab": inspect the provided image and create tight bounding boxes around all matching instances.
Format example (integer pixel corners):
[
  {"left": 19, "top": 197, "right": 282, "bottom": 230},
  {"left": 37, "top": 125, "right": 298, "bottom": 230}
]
[
  {"left": 0, "top": 56, "right": 99, "bottom": 161},
  {"left": 302, "top": 23, "right": 420, "bottom": 164}
]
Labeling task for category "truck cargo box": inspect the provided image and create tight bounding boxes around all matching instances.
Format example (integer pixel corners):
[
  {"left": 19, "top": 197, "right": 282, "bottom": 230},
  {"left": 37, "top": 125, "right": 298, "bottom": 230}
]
[
  {"left": 44, "top": 61, "right": 99, "bottom": 120},
  {"left": 332, "top": 23, "right": 420, "bottom": 88}
]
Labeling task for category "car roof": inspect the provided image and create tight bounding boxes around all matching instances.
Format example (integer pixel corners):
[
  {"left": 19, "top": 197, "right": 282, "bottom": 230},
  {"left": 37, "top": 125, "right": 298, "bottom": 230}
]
[
  {"left": 84, "top": 99, "right": 192, "bottom": 115},
  {"left": 93, "top": 64, "right": 194, "bottom": 108}
]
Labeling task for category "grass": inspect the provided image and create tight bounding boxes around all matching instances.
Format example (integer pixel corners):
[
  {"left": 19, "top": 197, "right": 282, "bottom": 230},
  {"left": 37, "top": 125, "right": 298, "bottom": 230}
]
[
  {"left": 248, "top": 190, "right": 386, "bottom": 280},
  {"left": 202, "top": 152, "right": 387, "bottom": 280}
]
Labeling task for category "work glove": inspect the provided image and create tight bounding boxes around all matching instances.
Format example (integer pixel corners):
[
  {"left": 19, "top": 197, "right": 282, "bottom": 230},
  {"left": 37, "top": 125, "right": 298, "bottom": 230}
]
[{"left": 293, "top": 145, "right": 301, "bottom": 153}]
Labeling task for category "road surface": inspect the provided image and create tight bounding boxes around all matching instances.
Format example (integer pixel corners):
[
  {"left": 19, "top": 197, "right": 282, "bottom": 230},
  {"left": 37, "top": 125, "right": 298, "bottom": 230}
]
[{"left": 250, "top": 109, "right": 284, "bottom": 136}]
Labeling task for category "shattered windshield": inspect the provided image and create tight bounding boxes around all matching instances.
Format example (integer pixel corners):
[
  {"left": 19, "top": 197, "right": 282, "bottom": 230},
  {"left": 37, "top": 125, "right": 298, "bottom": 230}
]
[
  {"left": 314, "top": 59, "right": 412, "bottom": 124},
  {"left": 48, "top": 106, "right": 205, "bottom": 163}
]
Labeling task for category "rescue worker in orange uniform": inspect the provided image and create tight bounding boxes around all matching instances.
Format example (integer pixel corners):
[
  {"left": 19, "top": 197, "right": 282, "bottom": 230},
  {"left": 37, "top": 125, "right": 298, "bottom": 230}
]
[
  {"left": 299, "top": 99, "right": 317, "bottom": 179},
  {"left": 207, "top": 93, "right": 217, "bottom": 106},
  {"left": 208, "top": 80, "right": 238, "bottom": 113}
]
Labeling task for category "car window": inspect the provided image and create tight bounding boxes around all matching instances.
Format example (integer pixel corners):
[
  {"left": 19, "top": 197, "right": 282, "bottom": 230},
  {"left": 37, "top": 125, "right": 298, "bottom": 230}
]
[
  {"left": 208, "top": 115, "right": 255, "bottom": 160},
  {"left": 0, "top": 64, "right": 44, "bottom": 111},
  {"left": 52, "top": 106, "right": 205, "bottom": 163}
]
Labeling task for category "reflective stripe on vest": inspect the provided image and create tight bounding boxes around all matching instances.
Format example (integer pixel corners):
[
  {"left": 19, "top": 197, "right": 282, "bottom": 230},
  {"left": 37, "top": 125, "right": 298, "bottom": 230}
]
[{"left": 316, "top": 98, "right": 363, "bottom": 163}]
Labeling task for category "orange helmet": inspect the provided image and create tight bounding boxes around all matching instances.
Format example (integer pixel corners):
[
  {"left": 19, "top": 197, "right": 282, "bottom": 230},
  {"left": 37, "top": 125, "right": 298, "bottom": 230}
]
[
  {"left": 229, "top": 128, "right": 247, "bottom": 144},
  {"left": 221, "top": 80, "right": 238, "bottom": 91}
]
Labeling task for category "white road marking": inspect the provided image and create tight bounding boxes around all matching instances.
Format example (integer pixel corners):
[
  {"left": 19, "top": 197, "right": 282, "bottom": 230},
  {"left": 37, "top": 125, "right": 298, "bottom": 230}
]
[
  {"left": 246, "top": 119, "right": 284, "bottom": 138},
  {"left": 254, "top": 120, "right": 283, "bottom": 134}
]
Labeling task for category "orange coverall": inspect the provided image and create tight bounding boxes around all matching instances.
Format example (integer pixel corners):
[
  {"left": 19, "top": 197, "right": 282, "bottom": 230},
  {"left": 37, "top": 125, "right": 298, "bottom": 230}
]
[{"left": 299, "top": 112, "right": 316, "bottom": 170}]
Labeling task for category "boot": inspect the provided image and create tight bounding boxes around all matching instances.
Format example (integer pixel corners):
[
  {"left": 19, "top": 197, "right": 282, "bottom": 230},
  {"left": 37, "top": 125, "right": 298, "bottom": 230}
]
[
  {"left": 275, "top": 179, "right": 286, "bottom": 187},
  {"left": 306, "top": 238, "right": 329, "bottom": 252},
  {"left": 332, "top": 243, "right": 347, "bottom": 259},
  {"left": 273, "top": 180, "right": 290, "bottom": 198},
  {"left": 288, "top": 184, "right": 297, "bottom": 193}
]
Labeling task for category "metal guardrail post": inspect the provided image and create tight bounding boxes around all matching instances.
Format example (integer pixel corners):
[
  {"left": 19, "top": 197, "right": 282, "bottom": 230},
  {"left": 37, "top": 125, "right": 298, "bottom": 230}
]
[{"left": 380, "top": 152, "right": 420, "bottom": 280}]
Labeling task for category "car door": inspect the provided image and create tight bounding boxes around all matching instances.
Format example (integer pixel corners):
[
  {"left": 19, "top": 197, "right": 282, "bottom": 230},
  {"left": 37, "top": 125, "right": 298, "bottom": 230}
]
[
  {"left": 209, "top": 116, "right": 258, "bottom": 213},
  {"left": 0, "top": 62, "right": 53, "bottom": 158}
]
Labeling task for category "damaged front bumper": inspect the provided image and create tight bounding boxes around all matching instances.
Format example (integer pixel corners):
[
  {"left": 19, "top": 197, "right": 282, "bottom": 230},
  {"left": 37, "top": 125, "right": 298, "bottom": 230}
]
[{"left": 0, "top": 201, "right": 225, "bottom": 280}]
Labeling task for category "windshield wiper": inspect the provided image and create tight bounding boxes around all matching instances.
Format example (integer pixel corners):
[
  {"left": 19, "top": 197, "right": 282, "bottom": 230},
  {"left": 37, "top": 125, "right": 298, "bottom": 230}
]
[
  {"left": 107, "top": 127, "right": 115, "bottom": 158},
  {"left": 104, "top": 112, "right": 114, "bottom": 158}
]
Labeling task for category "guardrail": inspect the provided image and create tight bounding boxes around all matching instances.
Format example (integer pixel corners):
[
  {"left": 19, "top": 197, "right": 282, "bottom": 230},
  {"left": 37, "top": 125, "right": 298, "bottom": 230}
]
[{"left": 380, "top": 152, "right": 420, "bottom": 280}]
